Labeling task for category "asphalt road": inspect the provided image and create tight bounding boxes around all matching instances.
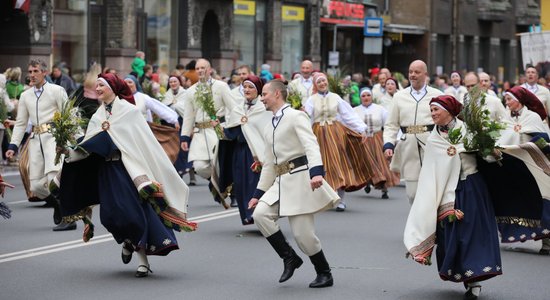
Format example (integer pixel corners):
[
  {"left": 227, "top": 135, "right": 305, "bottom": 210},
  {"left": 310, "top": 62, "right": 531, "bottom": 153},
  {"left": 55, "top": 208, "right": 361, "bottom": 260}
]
[{"left": 0, "top": 172, "right": 548, "bottom": 300}]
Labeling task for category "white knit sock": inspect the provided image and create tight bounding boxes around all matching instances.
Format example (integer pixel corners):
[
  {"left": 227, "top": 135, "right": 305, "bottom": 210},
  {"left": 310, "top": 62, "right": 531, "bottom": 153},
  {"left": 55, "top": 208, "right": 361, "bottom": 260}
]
[
  {"left": 136, "top": 248, "right": 149, "bottom": 272},
  {"left": 467, "top": 282, "right": 481, "bottom": 297}
]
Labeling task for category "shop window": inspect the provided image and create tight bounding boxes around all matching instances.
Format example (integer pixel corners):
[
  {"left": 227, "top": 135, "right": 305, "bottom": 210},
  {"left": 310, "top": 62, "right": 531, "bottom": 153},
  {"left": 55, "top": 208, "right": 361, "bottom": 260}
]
[
  {"left": 233, "top": 0, "right": 266, "bottom": 73},
  {"left": 144, "top": 0, "right": 173, "bottom": 70},
  {"left": 281, "top": 5, "right": 305, "bottom": 76}
]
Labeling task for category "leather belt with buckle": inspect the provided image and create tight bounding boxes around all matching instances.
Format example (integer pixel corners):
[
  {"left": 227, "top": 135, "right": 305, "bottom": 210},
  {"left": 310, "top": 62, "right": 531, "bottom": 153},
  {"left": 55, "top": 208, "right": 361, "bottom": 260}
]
[
  {"left": 195, "top": 121, "right": 214, "bottom": 129},
  {"left": 400, "top": 124, "right": 434, "bottom": 134},
  {"left": 274, "top": 155, "right": 308, "bottom": 176},
  {"left": 32, "top": 123, "right": 52, "bottom": 134}
]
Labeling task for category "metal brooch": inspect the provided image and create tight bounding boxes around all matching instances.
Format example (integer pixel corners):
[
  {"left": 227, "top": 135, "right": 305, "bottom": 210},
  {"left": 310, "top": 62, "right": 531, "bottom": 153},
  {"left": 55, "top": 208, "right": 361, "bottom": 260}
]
[
  {"left": 447, "top": 145, "right": 457, "bottom": 156},
  {"left": 101, "top": 121, "right": 110, "bottom": 131}
]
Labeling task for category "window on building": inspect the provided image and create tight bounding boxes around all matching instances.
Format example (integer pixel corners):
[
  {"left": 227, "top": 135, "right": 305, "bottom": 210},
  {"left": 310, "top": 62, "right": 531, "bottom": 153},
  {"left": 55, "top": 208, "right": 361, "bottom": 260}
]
[
  {"left": 52, "top": 0, "right": 88, "bottom": 74},
  {"left": 281, "top": 5, "right": 305, "bottom": 76},
  {"left": 233, "top": 0, "right": 266, "bottom": 72},
  {"left": 144, "top": 0, "right": 174, "bottom": 70}
]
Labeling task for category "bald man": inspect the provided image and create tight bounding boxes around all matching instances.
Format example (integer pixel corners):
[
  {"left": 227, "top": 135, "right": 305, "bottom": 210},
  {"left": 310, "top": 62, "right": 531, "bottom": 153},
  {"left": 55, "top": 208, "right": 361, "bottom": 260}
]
[
  {"left": 383, "top": 60, "right": 443, "bottom": 203},
  {"left": 463, "top": 72, "right": 508, "bottom": 123},
  {"left": 180, "top": 58, "right": 237, "bottom": 179},
  {"left": 478, "top": 72, "right": 497, "bottom": 97},
  {"left": 288, "top": 60, "right": 314, "bottom": 107}
]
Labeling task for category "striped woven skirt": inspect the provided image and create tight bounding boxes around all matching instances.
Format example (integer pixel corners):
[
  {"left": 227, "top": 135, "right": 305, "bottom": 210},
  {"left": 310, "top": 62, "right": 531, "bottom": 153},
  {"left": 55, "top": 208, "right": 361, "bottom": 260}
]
[
  {"left": 312, "top": 121, "right": 372, "bottom": 192},
  {"left": 364, "top": 131, "right": 400, "bottom": 189}
]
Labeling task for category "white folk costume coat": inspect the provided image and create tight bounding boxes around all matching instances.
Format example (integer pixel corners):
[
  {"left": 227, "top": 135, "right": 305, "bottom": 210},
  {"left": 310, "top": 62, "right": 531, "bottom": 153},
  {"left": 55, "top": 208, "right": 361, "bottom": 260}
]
[
  {"left": 444, "top": 85, "right": 468, "bottom": 103},
  {"left": 483, "top": 93, "right": 509, "bottom": 123},
  {"left": 383, "top": 85, "right": 443, "bottom": 180},
  {"left": 371, "top": 83, "right": 385, "bottom": 103},
  {"left": 68, "top": 97, "right": 189, "bottom": 214},
  {"left": 10, "top": 82, "right": 67, "bottom": 196},
  {"left": 288, "top": 77, "right": 313, "bottom": 106},
  {"left": 379, "top": 92, "right": 395, "bottom": 112},
  {"left": 181, "top": 79, "right": 237, "bottom": 162},
  {"left": 498, "top": 108, "right": 549, "bottom": 145},
  {"left": 257, "top": 105, "right": 339, "bottom": 216},
  {"left": 403, "top": 121, "right": 471, "bottom": 259}
]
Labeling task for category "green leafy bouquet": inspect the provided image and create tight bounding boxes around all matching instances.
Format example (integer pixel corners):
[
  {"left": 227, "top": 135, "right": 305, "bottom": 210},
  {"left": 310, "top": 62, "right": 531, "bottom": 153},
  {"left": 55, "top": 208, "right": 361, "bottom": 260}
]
[
  {"left": 195, "top": 81, "right": 224, "bottom": 139},
  {"left": 327, "top": 72, "right": 351, "bottom": 98},
  {"left": 51, "top": 98, "right": 87, "bottom": 164},
  {"left": 0, "top": 99, "right": 11, "bottom": 138},
  {"left": 286, "top": 87, "right": 303, "bottom": 109},
  {"left": 448, "top": 86, "right": 506, "bottom": 158}
]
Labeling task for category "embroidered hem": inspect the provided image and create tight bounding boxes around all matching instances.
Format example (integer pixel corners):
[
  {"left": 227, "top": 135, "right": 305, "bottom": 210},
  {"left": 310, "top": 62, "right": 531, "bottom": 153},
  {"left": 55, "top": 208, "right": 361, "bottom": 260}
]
[{"left": 407, "top": 233, "right": 436, "bottom": 265}]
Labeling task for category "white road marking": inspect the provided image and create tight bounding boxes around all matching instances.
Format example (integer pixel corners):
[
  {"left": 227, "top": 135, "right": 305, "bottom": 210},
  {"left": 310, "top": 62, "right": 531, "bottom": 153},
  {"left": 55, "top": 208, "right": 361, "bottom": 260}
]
[{"left": 0, "top": 209, "right": 240, "bottom": 264}]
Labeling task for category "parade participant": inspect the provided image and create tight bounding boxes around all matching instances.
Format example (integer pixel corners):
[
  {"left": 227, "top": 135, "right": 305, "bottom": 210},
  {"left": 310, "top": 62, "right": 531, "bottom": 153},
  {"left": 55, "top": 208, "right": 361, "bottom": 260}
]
[
  {"left": 180, "top": 58, "right": 237, "bottom": 179},
  {"left": 304, "top": 72, "right": 372, "bottom": 211},
  {"left": 5, "top": 59, "right": 75, "bottom": 231},
  {"left": 217, "top": 75, "right": 272, "bottom": 224},
  {"left": 464, "top": 72, "right": 508, "bottom": 123},
  {"left": 354, "top": 88, "right": 399, "bottom": 199},
  {"left": 371, "top": 71, "right": 387, "bottom": 102},
  {"left": 288, "top": 60, "right": 314, "bottom": 106},
  {"left": 162, "top": 75, "right": 186, "bottom": 108},
  {"left": 444, "top": 71, "right": 468, "bottom": 103},
  {"left": 404, "top": 95, "right": 502, "bottom": 300},
  {"left": 478, "top": 72, "right": 497, "bottom": 97},
  {"left": 163, "top": 75, "right": 193, "bottom": 179},
  {"left": 123, "top": 75, "right": 179, "bottom": 128},
  {"left": 522, "top": 65, "right": 550, "bottom": 121},
  {"left": 483, "top": 86, "right": 550, "bottom": 255},
  {"left": 58, "top": 73, "right": 196, "bottom": 278},
  {"left": 379, "top": 77, "right": 400, "bottom": 111},
  {"left": 230, "top": 65, "right": 252, "bottom": 104},
  {"left": 383, "top": 60, "right": 444, "bottom": 203},
  {"left": 248, "top": 80, "right": 339, "bottom": 288},
  {"left": 498, "top": 86, "right": 549, "bottom": 145}
]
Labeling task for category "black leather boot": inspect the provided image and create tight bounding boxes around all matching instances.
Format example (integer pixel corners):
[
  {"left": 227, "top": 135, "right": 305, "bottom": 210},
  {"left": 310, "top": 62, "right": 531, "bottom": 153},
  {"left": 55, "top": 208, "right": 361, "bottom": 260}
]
[
  {"left": 266, "top": 230, "right": 303, "bottom": 283},
  {"left": 308, "top": 250, "right": 333, "bottom": 288},
  {"left": 44, "top": 195, "right": 62, "bottom": 225}
]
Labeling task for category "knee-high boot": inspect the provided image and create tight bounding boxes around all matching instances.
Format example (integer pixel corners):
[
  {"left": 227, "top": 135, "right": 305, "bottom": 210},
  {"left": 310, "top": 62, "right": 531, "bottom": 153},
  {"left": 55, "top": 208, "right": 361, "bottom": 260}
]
[
  {"left": 266, "top": 230, "right": 303, "bottom": 283},
  {"left": 308, "top": 250, "right": 333, "bottom": 288}
]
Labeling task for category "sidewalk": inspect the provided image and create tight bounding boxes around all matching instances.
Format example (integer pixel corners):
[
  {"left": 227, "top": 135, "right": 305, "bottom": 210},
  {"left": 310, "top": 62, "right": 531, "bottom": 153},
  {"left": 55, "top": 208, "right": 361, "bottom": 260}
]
[{"left": 1, "top": 161, "right": 21, "bottom": 177}]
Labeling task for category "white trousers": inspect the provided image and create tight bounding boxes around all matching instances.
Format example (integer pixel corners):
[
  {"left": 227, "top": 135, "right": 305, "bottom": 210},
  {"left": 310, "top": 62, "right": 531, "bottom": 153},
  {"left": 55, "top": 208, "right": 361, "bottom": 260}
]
[
  {"left": 253, "top": 201, "right": 322, "bottom": 256},
  {"left": 193, "top": 160, "right": 212, "bottom": 179}
]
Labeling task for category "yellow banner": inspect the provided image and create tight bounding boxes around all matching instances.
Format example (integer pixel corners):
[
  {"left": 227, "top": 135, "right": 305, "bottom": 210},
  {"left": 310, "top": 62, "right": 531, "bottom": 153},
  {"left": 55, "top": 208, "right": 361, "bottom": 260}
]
[
  {"left": 234, "top": 0, "right": 256, "bottom": 16},
  {"left": 282, "top": 5, "right": 305, "bottom": 21}
]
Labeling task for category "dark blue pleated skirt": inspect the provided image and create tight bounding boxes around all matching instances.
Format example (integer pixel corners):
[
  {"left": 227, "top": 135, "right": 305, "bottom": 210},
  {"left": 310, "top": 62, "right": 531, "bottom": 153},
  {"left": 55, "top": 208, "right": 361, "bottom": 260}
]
[{"left": 436, "top": 172, "right": 502, "bottom": 283}]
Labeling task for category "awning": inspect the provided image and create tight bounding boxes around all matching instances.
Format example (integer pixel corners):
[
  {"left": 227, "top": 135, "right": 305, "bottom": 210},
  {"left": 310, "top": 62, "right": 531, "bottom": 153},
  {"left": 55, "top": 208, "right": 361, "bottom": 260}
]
[{"left": 384, "top": 24, "right": 426, "bottom": 35}]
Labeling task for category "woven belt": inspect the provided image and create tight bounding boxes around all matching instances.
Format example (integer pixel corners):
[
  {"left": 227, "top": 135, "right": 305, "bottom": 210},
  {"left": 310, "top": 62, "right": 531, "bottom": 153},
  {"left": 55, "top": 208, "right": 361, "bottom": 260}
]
[
  {"left": 400, "top": 125, "right": 434, "bottom": 134},
  {"left": 32, "top": 123, "right": 52, "bottom": 134},
  {"left": 195, "top": 121, "right": 214, "bottom": 129},
  {"left": 274, "top": 155, "right": 308, "bottom": 176}
]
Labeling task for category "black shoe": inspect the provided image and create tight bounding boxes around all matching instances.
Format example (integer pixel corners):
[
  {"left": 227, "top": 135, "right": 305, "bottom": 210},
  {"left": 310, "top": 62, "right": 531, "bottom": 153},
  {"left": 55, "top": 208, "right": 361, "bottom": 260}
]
[
  {"left": 309, "top": 250, "right": 333, "bottom": 288},
  {"left": 539, "top": 248, "right": 550, "bottom": 255},
  {"left": 135, "top": 265, "right": 153, "bottom": 278},
  {"left": 280, "top": 252, "right": 303, "bottom": 283},
  {"left": 52, "top": 221, "right": 77, "bottom": 231},
  {"left": 364, "top": 185, "right": 371, "bottom": 194},
  {"left": 230, "top": 197, "right": 238, "bottom": 207},
  {"left": 381, "top": 191, "right": 389, "bottom": 199},
  {"left": 121, "top": 242, "right": 134, "bottom": 264}
]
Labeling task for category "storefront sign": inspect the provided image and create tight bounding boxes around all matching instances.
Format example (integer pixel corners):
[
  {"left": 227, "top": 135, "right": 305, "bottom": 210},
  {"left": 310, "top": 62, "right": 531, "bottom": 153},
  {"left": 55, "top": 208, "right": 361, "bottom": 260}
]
[
  {"left": 327, "top": 0, "right": 364, "bottom": 19},
  {"left": 328, "top": 51, "right": 339, "bottom": 66},
  {"left": 234, "top": 0, "right": 256, "bottom": 16},
  {"left": 320, "top": 0, "right": 366, "bottom": 25},
  {"left": 282, "top": 5, "right": 305, "bottom": 21}
]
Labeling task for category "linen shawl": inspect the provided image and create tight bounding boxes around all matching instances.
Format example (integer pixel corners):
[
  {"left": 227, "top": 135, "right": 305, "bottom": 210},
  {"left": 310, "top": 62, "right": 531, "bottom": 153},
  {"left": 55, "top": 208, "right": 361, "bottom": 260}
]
[
  {"left": 225, "top": 97, "right": 272, "bottom": 162},
  {"left": 81, "top": 97, "right": 190, "bottom": 215},
  {"left": 498, "top": 108, "right": 549, "bottom": 145},
  {"left": 403, "top": 122, "right": 466, "bottom": 264}
]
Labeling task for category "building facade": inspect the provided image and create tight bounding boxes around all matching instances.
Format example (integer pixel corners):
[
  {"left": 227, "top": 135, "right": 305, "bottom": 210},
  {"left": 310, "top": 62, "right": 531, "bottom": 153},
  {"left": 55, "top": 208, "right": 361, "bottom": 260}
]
[{"left": 0, "top": 0, "right": 543, "bottom": 83}]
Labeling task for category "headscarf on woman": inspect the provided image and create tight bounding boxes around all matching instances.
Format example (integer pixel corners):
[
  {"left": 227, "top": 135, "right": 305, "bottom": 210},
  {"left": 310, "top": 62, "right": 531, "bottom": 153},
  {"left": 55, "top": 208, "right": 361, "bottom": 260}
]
[
  {"left": 242, "top": 75, "right": 263, "bottom": 96},
  {"left": 98, "top": 73, "right": 135, "bottom": 105},
  {"left": 429, "top": 95, "right": 463, "bottom": 117},
  {"left": 123, "top": 74, "right": 143, "bottom": 93},
  {"left": 505, "top": 86, "right": 547, "bottom": 120}
]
